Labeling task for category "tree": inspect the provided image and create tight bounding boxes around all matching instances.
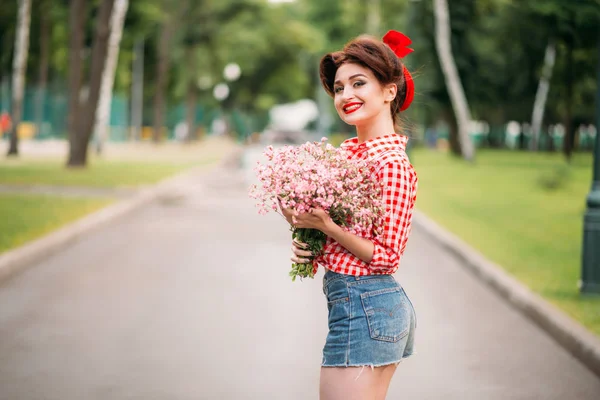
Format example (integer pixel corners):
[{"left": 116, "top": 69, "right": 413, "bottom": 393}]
[
  {"left": 433, "top": 0, "right": 474, "bottom": 161},
  {"left": 93, "top": 0, "right": 129, "bottom": 154},
  {"left": 151, "top": 0, "right": 183, "bottom": 143},
  {"left": 530, "top": 40, "right": 556, "bottom": 151},
  {"left": 6, "top": 0, "right": 31, "bottom": 157},
  {"left": 67, "top": 0, "right": 116, "bottom": 167},
  {"left": 66, "top": 0, "right": 85, "bottom": 152},
  {"left": 516, "top": 0, "right": 600, "bottom": 158},
  {"left": 34, "top": 0, "right": 52, "bottom": 139}
]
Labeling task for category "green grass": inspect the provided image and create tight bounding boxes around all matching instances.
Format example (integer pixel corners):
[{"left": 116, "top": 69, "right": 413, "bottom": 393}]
[
  {"left": 410, "top": 148, "right": 600, "bottom": 337},
  {"left": 0, "top": 194, "right": 113, "bottom": 253},
  {"left": 0, "top": 159, "right": 210, "bottom": 188}
]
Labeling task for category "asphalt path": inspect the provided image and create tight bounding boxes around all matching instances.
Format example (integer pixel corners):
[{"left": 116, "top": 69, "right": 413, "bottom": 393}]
[{"left": 0, "top": 146, "right": 598, "bottom": 399}]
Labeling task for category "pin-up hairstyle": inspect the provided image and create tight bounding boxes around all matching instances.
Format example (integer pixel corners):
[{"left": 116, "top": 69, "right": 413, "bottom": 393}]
[{"left": 319, "top": 30, "right": 415, "bottom": 126}]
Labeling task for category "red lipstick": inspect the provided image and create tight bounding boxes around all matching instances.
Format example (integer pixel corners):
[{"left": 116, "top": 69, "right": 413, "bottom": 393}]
[{"left": 343, "top": 102, "right": 362, "bottom": 114}]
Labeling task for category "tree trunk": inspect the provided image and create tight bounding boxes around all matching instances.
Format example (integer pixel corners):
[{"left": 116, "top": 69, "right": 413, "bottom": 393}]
[
  {"left": 530, "top": 40, "right": 555, "bottom": 152},
  {"left": 186, "top": 80, "right": 197, "bottom": 141},
  {"left": 34, "top": 0, "right": 51, "bottom": 139},
  {"left": 7, "top": 0, "right": 32, "bottom": 157},
  {"left": 67, "top": 0, "right": 86, "bottom": 160},
  {"left": 518, "top": 127, "right": 527, "bottom": 150},
  {"left": 93, "top": 0, "right": 129, "bottom": 155},
  {"left": 152, "top": 19, "right": 175, "bottom": 143},
  {"left": 545, "top": 126, "right": 555, "bottom": 152},
  {"left": 184, "top": 46, "right": 197, "bottom": 142},
  {"left": 433, "top": 0, "right": 474, "bottom": 161},
  {"left": 563, "top": 33, "right": 575, "bottom": 161},
  {"left": 130, "top": 38, "right": 144, "bottom": 141},
  {"left": 443, "top": 107, "right": 461, "bottom": 155},
  {"left": 68, "top": 0, "right": 115, "bottom": 167}
]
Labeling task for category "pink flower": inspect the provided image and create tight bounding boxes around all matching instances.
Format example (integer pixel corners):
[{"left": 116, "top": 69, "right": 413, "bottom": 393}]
[{"left": 248, "top": 138, "right": 384, "bottom": 238}]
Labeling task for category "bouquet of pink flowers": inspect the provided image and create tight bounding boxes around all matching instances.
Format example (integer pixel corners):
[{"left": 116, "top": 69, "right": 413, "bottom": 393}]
[{"left": 249, "top": 138, "right": 385, "bottom": 281}]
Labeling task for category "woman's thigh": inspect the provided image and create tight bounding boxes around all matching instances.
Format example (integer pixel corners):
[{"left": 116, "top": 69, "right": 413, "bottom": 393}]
[{"left": 319, "top": 364, "right": 397, "bottom": 400}]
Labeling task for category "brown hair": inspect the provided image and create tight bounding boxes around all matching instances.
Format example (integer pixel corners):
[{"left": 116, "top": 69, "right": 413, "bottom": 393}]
[{"left": 319, "top": 35, "right": 408, "bottom": 127}]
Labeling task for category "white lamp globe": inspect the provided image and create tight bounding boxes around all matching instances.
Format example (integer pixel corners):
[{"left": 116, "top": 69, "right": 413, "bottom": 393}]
[
  {"left": 213, "top": 83, "right": 230, "bottom": 101},
  {"left": 223, "top": 63, "right": 241, "bottom": 82}
]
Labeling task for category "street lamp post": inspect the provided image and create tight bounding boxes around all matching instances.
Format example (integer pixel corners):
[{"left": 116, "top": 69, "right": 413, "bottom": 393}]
[
  {"left": 580, "top": 32, "right": 600, "bottom": 295},
  {"left": 212, "top": 63, "right": 242, "bottom": 139}
]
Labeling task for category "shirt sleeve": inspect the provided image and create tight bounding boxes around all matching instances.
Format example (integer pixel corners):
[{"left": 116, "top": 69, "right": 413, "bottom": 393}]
[{"left": 368, "top": 160, "right": 414, "bottom": 273}]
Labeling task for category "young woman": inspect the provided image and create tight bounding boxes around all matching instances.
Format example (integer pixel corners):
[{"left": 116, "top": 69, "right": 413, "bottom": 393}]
[{"left": 282, "top": 30, "right": 419, "bottom": 400}]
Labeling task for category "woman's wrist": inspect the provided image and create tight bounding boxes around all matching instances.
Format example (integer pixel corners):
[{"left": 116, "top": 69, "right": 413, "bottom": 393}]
[{"left": 323, "top": 218, "right": 342, "bottom": 239}]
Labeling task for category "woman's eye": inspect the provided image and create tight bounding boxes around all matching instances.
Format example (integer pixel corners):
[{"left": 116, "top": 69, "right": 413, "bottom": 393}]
[
  {"left": 353, "top": 80, "right": 365, "bottom": 88},
  {"left": 334, "top": 86, "right": 343, "bottom": 94}
]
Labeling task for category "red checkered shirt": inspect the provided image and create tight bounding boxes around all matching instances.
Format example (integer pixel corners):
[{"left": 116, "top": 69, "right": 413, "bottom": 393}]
[{"left": 315, "top": 134, "right": 418, "bottom": 276}]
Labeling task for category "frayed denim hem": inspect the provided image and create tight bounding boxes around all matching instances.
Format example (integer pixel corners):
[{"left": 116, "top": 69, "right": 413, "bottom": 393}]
[{"left": 321, "top": 352, "right": 414, "bottom": 369}]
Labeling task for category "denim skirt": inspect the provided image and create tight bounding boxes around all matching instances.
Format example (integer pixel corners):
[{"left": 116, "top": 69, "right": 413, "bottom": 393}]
[{"left": 321, "top": 269, "right": 417, "bottom": 367}]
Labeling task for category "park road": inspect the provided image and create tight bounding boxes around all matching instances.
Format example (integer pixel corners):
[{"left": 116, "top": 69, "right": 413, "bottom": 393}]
[{"left": 0, "top": 145, "right": 599, "bottom": 399}]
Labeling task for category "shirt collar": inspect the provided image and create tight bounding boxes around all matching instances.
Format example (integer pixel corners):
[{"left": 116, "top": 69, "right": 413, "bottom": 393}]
[{"left": 340, "top": 134, "right": 408, "bottom": 156}]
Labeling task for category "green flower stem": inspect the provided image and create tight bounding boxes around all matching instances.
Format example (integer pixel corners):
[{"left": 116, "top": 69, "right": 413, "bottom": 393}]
[{"left": 289, "top": 227, "right": 327, "bottom": 281}]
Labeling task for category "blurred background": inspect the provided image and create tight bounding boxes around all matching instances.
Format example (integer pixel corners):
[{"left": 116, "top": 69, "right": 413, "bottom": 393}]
[
  {"left": 0, "top": 0, "right": 600, "bottom": 380},
  {"left": 0, "top": 0, "right": 598, "bottom": 153}
]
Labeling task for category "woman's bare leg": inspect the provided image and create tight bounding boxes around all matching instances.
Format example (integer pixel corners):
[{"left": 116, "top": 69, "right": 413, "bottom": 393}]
[{"left": 320, "top": 364, "right": 398, "bottom": 400}]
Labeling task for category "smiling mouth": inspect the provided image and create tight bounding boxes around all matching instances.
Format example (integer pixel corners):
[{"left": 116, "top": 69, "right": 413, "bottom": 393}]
[{"left": 343, "top": 103, "right": 363, "bottom": 114}]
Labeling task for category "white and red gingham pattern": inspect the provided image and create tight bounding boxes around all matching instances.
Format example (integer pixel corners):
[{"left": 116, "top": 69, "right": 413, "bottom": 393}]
[{"left": 314, "top": 134, "right": 418, "bottom": 276}]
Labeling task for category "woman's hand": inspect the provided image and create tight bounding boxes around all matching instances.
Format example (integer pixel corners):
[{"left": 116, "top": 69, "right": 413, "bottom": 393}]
[
  {"left": 278, "top": 199, "right": 333, "bottom": 234},
  {"left": 291, "top": 238, "right": 312, "bottom": 264},
  {"left": 277, "top": 198, "right": 294, "bottom": 225},
  {"left": 292, "top": 208, "right": 334, "bottom": 234}
]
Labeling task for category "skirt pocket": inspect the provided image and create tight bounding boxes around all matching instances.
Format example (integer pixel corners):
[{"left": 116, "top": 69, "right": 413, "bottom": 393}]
[{"left": 360, "top": 286, "right": 410, "bottom": 343}]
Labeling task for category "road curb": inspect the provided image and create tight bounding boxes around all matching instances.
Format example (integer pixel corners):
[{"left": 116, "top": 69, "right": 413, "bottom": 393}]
[
  {"left": 413, "top": 209, "right": 600, "bottom": 379},
  {"left": 0, "top": 147, "right": 244, "bottom": 286}
]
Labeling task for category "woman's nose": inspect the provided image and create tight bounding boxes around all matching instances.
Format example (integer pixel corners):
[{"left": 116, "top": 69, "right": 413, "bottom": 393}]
[{"left": 341, "top": 86, "right": 354, "bottom": 100}]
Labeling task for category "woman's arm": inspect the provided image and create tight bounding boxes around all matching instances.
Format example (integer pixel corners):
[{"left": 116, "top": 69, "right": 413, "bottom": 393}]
[
  {"left": 367, "top": 160, "right": 416, "bottom": 273},
  {"left": 322, "top": 219, "right": 375, "bottom": 263},
  {"left": 291, "top": 208, "right": 374, "bottom": 264}
]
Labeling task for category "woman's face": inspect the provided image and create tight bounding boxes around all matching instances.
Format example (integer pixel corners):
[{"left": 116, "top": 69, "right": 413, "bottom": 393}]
[{"left": 333, "top": 63, "right": 396, "bottom": 126}]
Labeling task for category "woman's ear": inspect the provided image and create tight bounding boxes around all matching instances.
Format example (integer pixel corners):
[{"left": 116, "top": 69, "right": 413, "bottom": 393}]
[{"left": 384, "top": 83, "right": 397, "bottom": 103}]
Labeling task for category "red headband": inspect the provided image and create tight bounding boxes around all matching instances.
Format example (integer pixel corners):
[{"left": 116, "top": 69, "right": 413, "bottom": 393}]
[{"left": 382, "top": 30, "right": 414, "bottom": 111}]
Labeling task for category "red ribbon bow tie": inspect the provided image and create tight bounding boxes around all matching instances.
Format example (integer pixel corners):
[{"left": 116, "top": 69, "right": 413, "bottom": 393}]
[{"left": 382, "top": 30, "right": 414, "bottom": 111}]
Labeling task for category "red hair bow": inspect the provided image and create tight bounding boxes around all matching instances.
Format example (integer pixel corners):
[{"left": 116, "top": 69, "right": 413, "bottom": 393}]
[{"left": 383, "top": 30, "right": 414, "bottom": 111}]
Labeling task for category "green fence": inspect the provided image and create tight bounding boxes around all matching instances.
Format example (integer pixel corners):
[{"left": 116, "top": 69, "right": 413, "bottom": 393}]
[{"left": 0, "top": 82, "right": 269, "bottom": 142}]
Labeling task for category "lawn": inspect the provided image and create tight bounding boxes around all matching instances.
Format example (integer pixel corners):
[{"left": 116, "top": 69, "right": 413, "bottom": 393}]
[
  {"left": 0, "top": 136, "right": 235, "bottom": 188},
  {"left": 0, "top": 194, "right": 113, "bottom": 253},
  {"left": 410, "top": 148, "right": 600, "bottom": 337},
  {"left": 0, "top": 158, "right": 215, "bottom": 188}
]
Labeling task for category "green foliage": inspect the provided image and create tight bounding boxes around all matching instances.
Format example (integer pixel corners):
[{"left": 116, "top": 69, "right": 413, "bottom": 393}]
[
  {"left": 0, "top": 1, "right": 17, "bottom": 77},
  {"left": 4, "top": 0, "right": 599, "bottom": 133},
  {"left": 410, "top": 0, "right": 599, "bottom": 131}
]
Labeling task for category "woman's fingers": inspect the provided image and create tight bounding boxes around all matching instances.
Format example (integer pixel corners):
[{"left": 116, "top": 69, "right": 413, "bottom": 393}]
[
  {"left": 292, "top": 245, "right": 312, "bottom": 257},
  {"left": 291, "top": 254, "right": 311, "bottom": 264},
  {"left": 293, "top": 239, "right": 308, "bottom": 249},
  {"left": 291, "top": 242, "right": 312, "bottom": 263}
]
